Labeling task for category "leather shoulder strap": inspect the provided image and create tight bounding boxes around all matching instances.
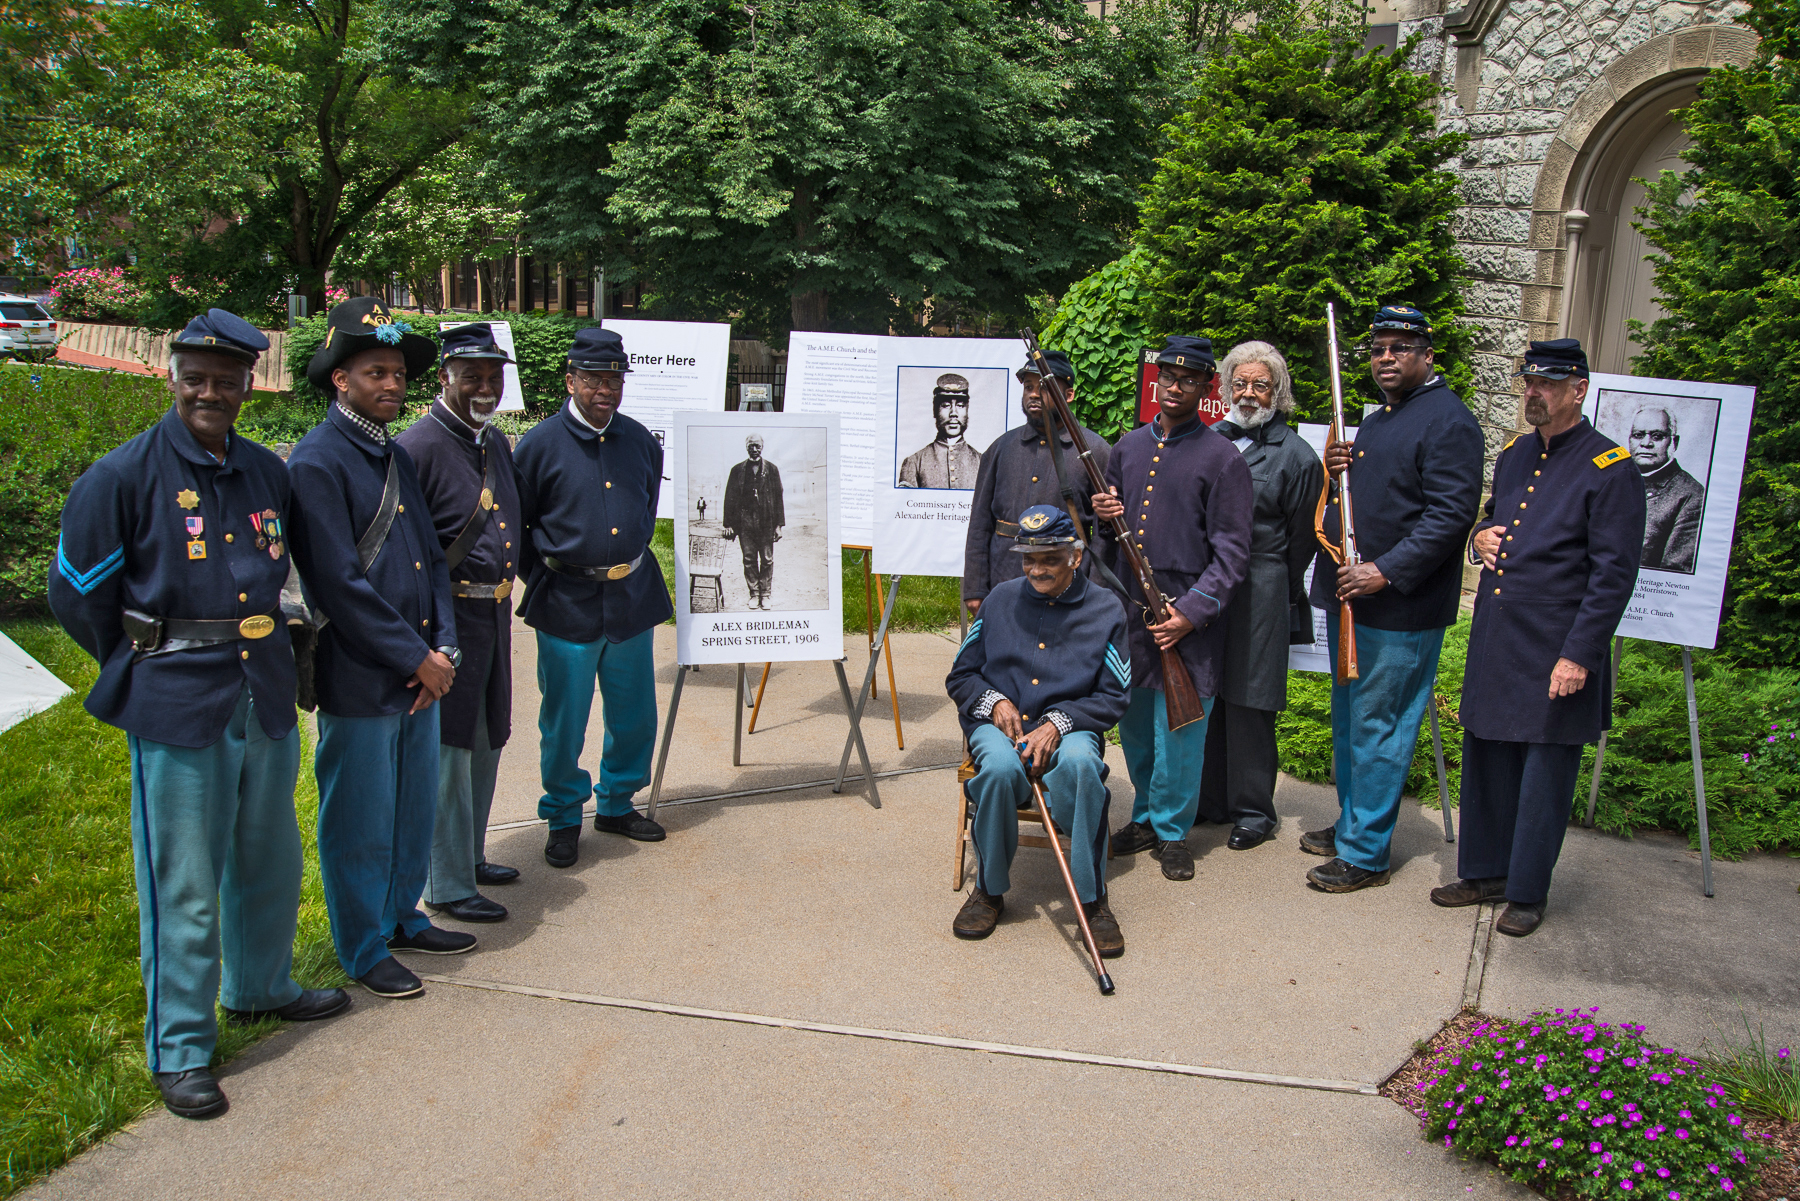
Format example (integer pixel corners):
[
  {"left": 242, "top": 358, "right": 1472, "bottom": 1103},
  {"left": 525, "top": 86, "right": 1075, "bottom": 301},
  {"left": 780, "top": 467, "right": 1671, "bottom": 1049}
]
[
  {"left": 442, "top": 446, "right": 499, "bottom": 573},
  {"left": 357, "top": 454, "right": 402, "bottom": 573}
]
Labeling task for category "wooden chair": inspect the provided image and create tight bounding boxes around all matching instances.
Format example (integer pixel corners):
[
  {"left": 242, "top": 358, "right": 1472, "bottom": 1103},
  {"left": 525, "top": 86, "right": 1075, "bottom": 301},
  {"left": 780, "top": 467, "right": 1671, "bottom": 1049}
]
[
  {"left": 953, "top": 754, "right": 1069, "bottom": 890},
  {"left": 688, "top": 526, "right": 726, "bottom": 613}
]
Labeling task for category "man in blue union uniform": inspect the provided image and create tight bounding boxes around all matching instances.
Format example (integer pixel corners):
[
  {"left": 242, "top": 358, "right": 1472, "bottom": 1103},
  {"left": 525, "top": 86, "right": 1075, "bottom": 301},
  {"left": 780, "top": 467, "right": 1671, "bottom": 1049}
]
[
  {"left": 288, "top": 298, "right": 471, "bottom": 1001},
  {"left": 1305, "top": 304, "right": 1485, "bottom": 894},
  {"left": 514, "top": 328, "right": 674, "bottom": 869},
  {"left": 946, "top": 506, "right": 1132, "bottom": 954},
  {"left": 1093, "top": 336, "right": 1253, "bottom": 883},
  {"left": 50, "top": 309, "right": 349, "bottom": 1120},
  {"left": 1431, "top": 339, "right": 1645, "bottom": 937},
  {"left": 396, "top": 324, "right": 524, "bottom": 924}
]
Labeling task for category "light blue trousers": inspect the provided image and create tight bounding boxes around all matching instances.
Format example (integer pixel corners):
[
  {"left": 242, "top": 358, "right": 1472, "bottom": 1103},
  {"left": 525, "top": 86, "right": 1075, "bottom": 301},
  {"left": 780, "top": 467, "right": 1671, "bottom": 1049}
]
[
  {"left": 966, "top": 724, "right": 1111, "bottom": 904},
  {"left": 128, "top": 687, "right": 303, "bottom": 1073},
  {"left": 1119, "top": 687, "right": 1215, "bottom": 840},
  {"left": 316, "top": 705, "right": 439, "bottom": 979},
  {"left": 427, "top": 655, "right": 501, "bottom": 905},
  {"left": 1326, "top": 609, "right": 1446, "bottom": 872},
  {"left": 535, "top": 628, "right": 657, "bottom": 830}
]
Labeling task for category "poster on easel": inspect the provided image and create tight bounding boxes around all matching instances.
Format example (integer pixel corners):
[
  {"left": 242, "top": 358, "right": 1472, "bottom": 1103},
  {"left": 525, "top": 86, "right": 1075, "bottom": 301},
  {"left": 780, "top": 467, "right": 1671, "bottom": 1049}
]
[
  {"left": 784, "top": 333, "right": 882, "bottom": 547},
  {"left": 600, "top": 318, "right": 733, "bottom": 519},
  {"left": 673, "top": 412, "right": 843, "bottom": 666},
  {"left": 1582, "top": 373, "right": 1755, "bottom": 649},
  {"left": 873, "top": 336, "right": 1023, "bottom": 576}
]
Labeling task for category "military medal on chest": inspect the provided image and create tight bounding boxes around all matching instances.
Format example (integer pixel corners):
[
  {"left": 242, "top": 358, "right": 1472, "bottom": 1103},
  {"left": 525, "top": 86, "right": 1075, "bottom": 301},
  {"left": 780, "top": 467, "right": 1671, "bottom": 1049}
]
[{"left": 178, "top": 489, "right": 206, "bottom": 558}]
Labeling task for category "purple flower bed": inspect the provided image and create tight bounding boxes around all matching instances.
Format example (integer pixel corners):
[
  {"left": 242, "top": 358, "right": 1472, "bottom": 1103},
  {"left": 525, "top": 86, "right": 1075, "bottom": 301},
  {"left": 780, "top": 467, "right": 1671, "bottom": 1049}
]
[{"left": 1420, "top": 1010, "right": 1773, "bottom": 1198}]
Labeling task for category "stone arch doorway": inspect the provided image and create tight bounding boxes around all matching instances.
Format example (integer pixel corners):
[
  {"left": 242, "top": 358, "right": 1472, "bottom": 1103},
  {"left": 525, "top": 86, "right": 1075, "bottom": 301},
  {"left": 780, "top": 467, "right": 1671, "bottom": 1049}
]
[{"left": 1561, "top": 77, "right": 1700, "bottom": 375}]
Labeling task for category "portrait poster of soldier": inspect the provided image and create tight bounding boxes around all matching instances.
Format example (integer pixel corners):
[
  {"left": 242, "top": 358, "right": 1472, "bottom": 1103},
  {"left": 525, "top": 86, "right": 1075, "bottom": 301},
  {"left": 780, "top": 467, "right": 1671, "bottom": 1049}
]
[
  {"left": 1593, "top": 389, "right": 1720, "bottom": 576},
  {"left": 892, "top": 365, "right": 1007, "bottom": 491},
  {"left": 673, "top": 413, "right": 844, "bottom": 666},
  {"left": 1583, "top": 373, "right": 1754, "bottom": 652}
]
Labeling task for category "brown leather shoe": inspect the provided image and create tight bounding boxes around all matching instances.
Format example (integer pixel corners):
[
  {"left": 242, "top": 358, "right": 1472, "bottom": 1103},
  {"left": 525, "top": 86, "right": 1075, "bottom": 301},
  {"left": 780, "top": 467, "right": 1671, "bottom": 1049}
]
[
  {"left": 1495, "top": 901, "right": 1546, "bottom": 937},
  {"left": 1430, "top": 877, "right": 1508, "bottom": 908},
  {"left": 953, "top": 888, "right": 1004, "bottom": 939},
  {"left": 1082, "top": 898, "right": 1124, "bottom": 959},
  {"left": 1152, "top": 838, "right": 1195, "bottom": 881},
  {"left": 1300, "top": 827, "right": 1337, "bottom": 857}
]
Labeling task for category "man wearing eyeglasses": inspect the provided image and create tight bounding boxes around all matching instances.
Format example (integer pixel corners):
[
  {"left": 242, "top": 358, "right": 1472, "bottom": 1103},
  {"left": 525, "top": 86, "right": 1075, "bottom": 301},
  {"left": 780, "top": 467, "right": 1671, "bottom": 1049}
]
[
  {"left": 513, "top": 328, "right": 674, "bottom": 870},
  {"left": 1092, "top": 336, "right": 1253, "bottom": 882},
  {"left": 1302, "top": 304, "right": 1483, "bottom": 894}
]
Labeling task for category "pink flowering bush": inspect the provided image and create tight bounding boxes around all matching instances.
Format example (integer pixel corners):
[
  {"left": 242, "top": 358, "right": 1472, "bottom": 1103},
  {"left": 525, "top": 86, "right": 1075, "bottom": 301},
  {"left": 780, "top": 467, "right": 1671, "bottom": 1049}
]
[
  {"left": 1421, "top": 1010, "right": 1770, "bottom": 1198},
  {"left": 45, "top": 267, "right": 147, "bottom": 322}
]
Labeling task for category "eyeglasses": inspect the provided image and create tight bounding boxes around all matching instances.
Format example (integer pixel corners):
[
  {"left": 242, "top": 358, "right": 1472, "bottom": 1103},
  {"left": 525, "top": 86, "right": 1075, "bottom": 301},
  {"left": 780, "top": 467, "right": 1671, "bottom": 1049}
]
[
  {"left": 1369, "top": 344, "right": 1429, "bottom": 361},
  {"left": 1230, "top": 378, "right": 1274, "bottom": 395},
  {"left": 1158, "top": 374, "right": 1211, "bottom": 393}
]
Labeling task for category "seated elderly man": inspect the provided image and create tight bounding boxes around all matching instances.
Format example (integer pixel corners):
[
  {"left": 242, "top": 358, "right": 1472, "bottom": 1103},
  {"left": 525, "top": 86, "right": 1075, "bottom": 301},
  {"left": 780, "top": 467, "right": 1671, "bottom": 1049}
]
[{"left": 946, "top": 505, "right": 1132, "bottom": 955}]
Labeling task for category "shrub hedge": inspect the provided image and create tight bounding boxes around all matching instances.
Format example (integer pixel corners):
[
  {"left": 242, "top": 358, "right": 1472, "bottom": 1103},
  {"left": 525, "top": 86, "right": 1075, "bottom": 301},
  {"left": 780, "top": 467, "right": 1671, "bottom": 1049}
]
[{"left": 1277, "top": 619, "right": 1800, "bottom": 856}]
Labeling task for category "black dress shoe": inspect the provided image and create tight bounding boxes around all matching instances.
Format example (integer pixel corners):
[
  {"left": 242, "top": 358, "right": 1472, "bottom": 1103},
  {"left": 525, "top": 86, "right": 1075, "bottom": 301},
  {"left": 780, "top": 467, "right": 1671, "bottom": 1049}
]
[
  {"left": 594, "top": 810, "right": 667, "bottom": 842},
  {"left": 1430, "top": 877, "right": 1509, "bottom": 908},
  {"left": 357, "top": 957, "right": 424, "bottom": 998},
  {"left": 475, "top": 861, "right": 520, "bottom": 886},
  {"left": 1227, "top": 825, "right": 1276, "bottom": 850},
  {"left": 222, "top": 987, "right": 351, "bottom": 1026},
  {"left": 1305, "top": 857, "right": 1391, "bottom": 892},
  {"left": 953, "top": 888, "right": 1004, "bottom": 939},
  {"left": 1082, "top": 898, "right": 1124, "bottom": 959},
  {"left": 1300, "top": 827, "right": 1337, "bottom": 857},
  {"left": 545, "top": 824, "right": 580, "bottom": 868},
  {"left": 426, "top": 894, "right": 508, "bottom": 923},
  {"left": 1110, "top": 820, "right": 1158, "bottom": 857},
  {"left": 1495, "top": 901, "right": 1546, "bottom": 937},
  {"left": 387, "top": 924, "right": 478, "bottom": 955},
  {"left": 1152, "top": 839, "right": 1195, "bottom": 880},
  {"left": 154, "top": 1067, "right": 227, "bottom": 1119}
]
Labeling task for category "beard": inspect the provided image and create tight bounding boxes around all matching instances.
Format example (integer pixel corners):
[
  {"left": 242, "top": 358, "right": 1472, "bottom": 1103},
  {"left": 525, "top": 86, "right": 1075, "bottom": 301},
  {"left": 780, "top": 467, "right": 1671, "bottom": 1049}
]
[
  {"left": 1233, "top": 401, "right": 1275, "bottom": 429},
  {"left": 467, "top": 404, "right": 496, "bottom": 426},
  {"left": 1524, "top": 397, "right": 1551, "bottom": 426}
]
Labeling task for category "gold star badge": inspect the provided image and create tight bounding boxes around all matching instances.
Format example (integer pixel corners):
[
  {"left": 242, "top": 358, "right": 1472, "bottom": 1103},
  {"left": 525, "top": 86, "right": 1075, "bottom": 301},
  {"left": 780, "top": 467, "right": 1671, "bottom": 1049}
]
[{"left": 177, "top": 489, "right": 200, "bottom": 510}]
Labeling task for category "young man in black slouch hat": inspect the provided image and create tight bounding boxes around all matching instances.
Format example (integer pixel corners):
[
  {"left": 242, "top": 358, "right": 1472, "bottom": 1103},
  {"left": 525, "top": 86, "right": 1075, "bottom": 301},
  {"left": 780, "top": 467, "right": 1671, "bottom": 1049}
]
[
  {"left": 288, "top": 297, "right": 472, "bottom": 1001},
  {"left": 396, "top": 323, "right": 524, "bottom": 923},
  {"left": 962, "top": 349, "right": 1112, "bottom": 616},
  {"left": 51, "top": 308, "right": 349, "bottom": 1119},
  {"left": 1432, "top": 338, "right": 1644, "bottom": 937},
  {"left": 514, "top": 327, "right": 673, "bottom": 870}
]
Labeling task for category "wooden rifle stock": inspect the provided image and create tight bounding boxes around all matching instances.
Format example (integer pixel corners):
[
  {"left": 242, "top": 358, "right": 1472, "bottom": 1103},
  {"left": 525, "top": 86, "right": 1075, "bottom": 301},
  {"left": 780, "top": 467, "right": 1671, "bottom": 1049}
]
[
  {"left": 1312, "top": 303, "right": 1360, "bottom": 684},
  {"left": 1019, "top": 328, "right": 1207, "bottom": 731}
]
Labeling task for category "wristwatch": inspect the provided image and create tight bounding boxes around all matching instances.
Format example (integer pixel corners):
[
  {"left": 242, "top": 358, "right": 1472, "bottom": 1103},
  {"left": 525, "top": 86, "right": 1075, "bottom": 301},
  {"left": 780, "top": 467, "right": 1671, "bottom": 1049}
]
[{"left": 434, "top": 645, "right": 463, "bottom": 669}]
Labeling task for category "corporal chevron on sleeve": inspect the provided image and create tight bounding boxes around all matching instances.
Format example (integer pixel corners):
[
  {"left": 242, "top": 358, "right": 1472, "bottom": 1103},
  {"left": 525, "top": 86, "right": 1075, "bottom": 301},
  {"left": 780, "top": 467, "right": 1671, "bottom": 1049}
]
[{"left": 56, "top": 539, "right": 124, "bottom": 595}]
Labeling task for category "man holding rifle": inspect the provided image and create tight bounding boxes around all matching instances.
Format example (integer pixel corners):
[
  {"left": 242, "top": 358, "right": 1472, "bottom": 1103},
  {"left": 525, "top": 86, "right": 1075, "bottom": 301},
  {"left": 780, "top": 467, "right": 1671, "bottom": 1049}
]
[
  {"left": 1094, "top": 336, "right": 1253, "bottom": 882},
  {"left": 1432, "top": 339, "right": 1644, "bottom": 936},
  {"left": 1304, "top": 304, "right": 1483, "bottom": 893},
  {"left": 947, "top": 505, "right": 1131, "bottom": 953}
]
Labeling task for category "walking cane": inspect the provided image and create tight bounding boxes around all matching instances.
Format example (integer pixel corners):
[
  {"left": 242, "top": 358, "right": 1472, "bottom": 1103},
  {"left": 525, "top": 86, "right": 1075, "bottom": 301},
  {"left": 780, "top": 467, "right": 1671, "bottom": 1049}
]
[{"left": 1022, "top": 741, "right": 1115, "bottom": 996}]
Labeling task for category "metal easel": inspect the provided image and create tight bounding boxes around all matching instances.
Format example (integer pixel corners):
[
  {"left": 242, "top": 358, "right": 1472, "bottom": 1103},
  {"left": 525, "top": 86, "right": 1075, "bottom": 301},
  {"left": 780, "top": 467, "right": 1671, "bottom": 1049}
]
[{"left": 835, "top": 571, "right": 905, "bottom": 795}]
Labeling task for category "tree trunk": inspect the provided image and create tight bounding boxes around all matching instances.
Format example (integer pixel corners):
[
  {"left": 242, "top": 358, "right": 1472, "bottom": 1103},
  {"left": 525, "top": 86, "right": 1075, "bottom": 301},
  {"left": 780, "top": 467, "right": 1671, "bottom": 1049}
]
[{"left": 791, "top": 289, "right": 828, "bottom": 331}]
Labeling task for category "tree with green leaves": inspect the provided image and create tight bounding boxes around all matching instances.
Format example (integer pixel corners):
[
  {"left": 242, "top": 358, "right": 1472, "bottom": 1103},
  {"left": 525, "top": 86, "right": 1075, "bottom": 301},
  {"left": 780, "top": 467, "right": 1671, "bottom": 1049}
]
[
  {"left": 387, "top": 0, "right": 1184, "bottom": 342},
  {"left": 1135, "top": 17, "right": 1469, "bottom": 418},
  {"left": 1635, "top": 0, "right": 1800, "bottom": 668}
]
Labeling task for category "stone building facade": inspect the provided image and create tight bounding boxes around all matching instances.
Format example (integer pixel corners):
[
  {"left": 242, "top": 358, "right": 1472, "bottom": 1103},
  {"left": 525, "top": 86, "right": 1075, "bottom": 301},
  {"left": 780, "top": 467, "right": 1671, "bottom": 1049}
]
[{"left": 1367, "top": 0, "right": 1758, "bottom": 454}]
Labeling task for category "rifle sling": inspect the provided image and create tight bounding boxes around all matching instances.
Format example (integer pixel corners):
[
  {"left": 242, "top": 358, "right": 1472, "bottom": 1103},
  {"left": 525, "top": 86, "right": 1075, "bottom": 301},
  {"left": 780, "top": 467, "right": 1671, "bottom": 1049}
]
[
  {"left": 442, "top": 443, "right": 499, "bottom": 574},
  {"left": 357, "top": 454, "right": 403, "bottom": 574}
]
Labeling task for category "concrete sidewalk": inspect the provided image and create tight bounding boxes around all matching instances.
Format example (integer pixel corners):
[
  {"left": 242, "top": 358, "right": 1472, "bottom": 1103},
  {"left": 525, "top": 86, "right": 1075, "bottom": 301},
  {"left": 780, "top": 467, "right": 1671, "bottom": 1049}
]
[{"left": 22, "top": 625, "right": 1799, "bottom": 1200}]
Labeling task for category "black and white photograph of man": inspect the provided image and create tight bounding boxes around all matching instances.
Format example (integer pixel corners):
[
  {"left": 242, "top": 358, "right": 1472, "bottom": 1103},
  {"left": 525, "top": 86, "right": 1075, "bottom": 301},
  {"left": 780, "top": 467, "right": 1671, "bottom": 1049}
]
[
  {"left": 723, "top": 434, "right": 784, "bottom": 610},
  {"left": 894, "top": 366, "right": 1005, "bottom": 489},
  {"left": 1595, "top": 391, "right": 1717, "bottom": 575},
  {"left": 688, "top": 424, "right": 830, "bottom": 612}
]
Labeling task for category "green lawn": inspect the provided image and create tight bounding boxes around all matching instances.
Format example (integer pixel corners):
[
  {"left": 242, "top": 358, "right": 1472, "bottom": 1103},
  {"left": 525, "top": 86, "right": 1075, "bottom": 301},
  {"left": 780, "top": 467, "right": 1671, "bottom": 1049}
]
[{"left": 0, "top": 620, "right": 344, "bottom": 1197}]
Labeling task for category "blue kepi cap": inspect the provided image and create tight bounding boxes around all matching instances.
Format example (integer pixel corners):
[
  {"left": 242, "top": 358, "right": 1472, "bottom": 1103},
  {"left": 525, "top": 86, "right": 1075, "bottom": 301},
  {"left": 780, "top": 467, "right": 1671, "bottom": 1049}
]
[
  {"left": 1010, "top": 504, "right": 1083, "bottom": 551},
  {"left": 568, "top": 328, "right": 632, "bottom": 372},
  {"left": 441, "top": 322, "right": 515, "bottom": 366},
  {"left": 1516, "top": 338, "right": 1590, "bottom": 380},
  {"left": 170, "top": 308, "right": 270, "bottom": 365}
]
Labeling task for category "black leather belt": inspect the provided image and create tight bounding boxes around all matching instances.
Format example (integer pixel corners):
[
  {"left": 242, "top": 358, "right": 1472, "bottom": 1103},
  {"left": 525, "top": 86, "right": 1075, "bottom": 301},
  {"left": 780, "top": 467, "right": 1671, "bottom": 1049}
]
[
  {"left": 451, "top": 579, "right": 514, "bottom": 600},
  {"left": 995, "top": 520, "right": 1020, "bottom": 537},
  {"left": 122, "top": 608, "right": 280, "bottom": 654},
  {"left": 542, "top": 552, "right": 644, "bottom": 582}
]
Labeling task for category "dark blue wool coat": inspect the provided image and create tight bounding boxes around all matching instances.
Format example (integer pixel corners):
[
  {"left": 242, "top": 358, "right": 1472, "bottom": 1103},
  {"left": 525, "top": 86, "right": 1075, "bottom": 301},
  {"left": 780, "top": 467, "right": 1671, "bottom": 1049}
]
[
  {"left": 946, "top": 573, "right": 1131, "bottom": 738},
  {"left": 513, "top": 403, "right": 673, "bottom": 645},
  {"left": 287, "top": 405, "right": 457, "bottom": 718},
  {"left": 1311, "top": 375, "right": 1485, "bottom": 632},
  {"left": 1098, "top": 415, "right": 1253, "bottom": 698},
  {"left": 1460, "top": 418, "right": 1646, "bottom": 744},
  {"left": 49, "top": 406, "right": 298, "bottom": 748},
  {"left": 395, "top": 403, "right": 520, "bottom": 750}
]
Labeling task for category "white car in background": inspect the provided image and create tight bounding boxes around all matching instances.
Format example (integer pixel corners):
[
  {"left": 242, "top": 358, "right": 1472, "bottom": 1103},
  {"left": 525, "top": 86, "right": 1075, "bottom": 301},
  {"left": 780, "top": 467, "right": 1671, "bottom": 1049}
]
[{"left": 0, "top": 294, "right": 57, "bottom": 359}]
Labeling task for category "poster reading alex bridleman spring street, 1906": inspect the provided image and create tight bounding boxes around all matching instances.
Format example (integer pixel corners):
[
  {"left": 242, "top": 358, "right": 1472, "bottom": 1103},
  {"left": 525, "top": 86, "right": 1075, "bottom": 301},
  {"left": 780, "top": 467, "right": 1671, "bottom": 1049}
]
[{"left": 672, "top": 412, "right": 844, "bottom": 666}]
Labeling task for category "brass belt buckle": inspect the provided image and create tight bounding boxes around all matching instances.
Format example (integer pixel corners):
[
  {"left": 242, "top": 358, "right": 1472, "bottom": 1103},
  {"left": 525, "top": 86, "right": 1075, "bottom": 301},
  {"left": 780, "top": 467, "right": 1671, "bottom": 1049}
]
[
  {"left": 238, "top": 614, "right": 276, "bottom": 639},
  {"left": 495, "top": 578, "right": 513, "bottom": 601},
  {"left": 605, "top": 561, "right": 632, "bottom": 581}
]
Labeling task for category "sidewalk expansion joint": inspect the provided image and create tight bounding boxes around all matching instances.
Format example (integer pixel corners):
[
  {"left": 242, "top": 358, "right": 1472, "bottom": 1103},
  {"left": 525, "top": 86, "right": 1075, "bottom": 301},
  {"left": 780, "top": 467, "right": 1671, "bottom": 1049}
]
[
  {"left": 484, "top": 762, "right": 962, "bottom": 831},
  {"left": 417, "top": 972, "right": 1381, "bottom": 1097},
  {"left": 1461, "top": 900, "right": 1497, "bottom": 1012}
]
